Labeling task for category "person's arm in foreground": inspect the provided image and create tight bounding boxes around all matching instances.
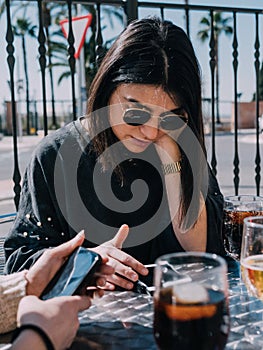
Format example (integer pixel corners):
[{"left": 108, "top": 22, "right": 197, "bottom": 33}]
[
  {"left": 12, "top": 295, "right": 90, "bottom": 350},
  {"left": 0, "top": 231, "right": 113, "bottom": 334},
  {"left": 25, "top": 230, "right": 112, "bottom": 297}
]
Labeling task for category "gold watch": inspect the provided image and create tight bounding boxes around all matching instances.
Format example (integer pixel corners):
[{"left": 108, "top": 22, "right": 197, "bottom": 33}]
[{"left": 162, "top": 161, "right": 182, "bottom": 175}]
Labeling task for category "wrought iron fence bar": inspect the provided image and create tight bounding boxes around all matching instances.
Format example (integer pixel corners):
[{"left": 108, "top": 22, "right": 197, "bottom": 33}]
[
  {"left": 5, "top": 0, "right": 21, "bottom": 210},
  {"left": 124, "top": 0, "right": 138, "bottom": 24},
  {"left": 254, "top": 13, "right": 261, "bottom": 195},
  {"left": 37, "top": 0, "right": 48, "bottom": 136},
  {"left": 138, "top": 2, "right": 263, "bottom": 15},
  {"left": 24, "top": 0, "right": 263, "bottom": 13},
  {"left": 232, "top": 12, "right": 240, "bottom": 196},
  {"left": 44, "top": 22, "right": 57, "bottom": 129},
  {"left": 95, "top": 2, "right": 104, "bottom": 67},
  {"left": 53, "top": 0, "right": 263, "bottom": 14},
  {"left": 159, "top": 6, "right": 164, "bottom": 21},
  {"left": 209, "top": 9, "right": 217, "bottom": 177},
  {"left": 66, "top": 0, "right": 77, "bottom": 120},
  {"left": 185, "top": 7, "right": 190, "bottom": 37}
]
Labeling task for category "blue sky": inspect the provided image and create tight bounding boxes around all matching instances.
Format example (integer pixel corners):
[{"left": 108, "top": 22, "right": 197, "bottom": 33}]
[{"left": 0, "top": 0, "right": 262, "bottom": 120}]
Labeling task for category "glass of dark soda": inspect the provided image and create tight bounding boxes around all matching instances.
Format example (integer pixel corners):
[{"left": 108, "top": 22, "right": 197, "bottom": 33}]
[
  {"left": 153, "top": 252, "right": 230, "bottom": 350},
  {"left": 223, "top": 195, "right": 263, "bottom": 261}
]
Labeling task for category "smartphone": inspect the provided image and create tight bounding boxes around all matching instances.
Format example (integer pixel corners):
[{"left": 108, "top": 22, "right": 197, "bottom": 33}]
[{"left": 41, "top": 247, "right": 102, "bottom": 300}]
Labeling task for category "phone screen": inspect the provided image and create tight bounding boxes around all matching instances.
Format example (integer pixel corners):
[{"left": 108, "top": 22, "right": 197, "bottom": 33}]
[{"left": 41, "top": 247, "right": 102, "bottom": 300}]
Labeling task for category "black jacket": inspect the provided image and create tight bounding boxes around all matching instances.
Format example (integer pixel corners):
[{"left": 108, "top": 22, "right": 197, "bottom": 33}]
[{"left": 4, "top": 119, "right": 225, "bottom": 279}]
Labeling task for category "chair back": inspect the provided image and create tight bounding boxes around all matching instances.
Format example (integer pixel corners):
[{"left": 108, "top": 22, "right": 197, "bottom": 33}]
[
  {"left": 0, "top": 237, "right": 5, "bottom": 275},
  {"left": 0, "top": 213, "right": 16, "bottom": 274}
]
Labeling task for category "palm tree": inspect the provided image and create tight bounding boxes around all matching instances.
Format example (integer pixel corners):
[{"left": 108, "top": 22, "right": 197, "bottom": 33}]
[
  {"left": 13, "top": 18, "right": 37, "bottom": 135},
  {"left": 0, "top": 1, "right": 5, "bottom": 17},
  {"left": 45, "top": 3, "right": 123, "bottom": 96},
  {"left": 198, "top": 12, "right": 233, "bottom": 124}
]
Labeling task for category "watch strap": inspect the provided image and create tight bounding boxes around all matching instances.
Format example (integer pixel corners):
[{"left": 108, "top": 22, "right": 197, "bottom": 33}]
[{"left": 162, "top": 161, "right": 182, "bottom": 175}]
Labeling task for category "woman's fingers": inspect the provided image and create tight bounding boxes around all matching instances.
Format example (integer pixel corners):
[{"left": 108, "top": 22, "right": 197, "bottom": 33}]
[
  {"left": 97, "top": 263, "right": 114, "bottom": 276},
  {"left": 102, "top": 255, "right": 147, "bottom": 289},
  {"left": 107, "top": 224, "right": 129, "bottom": 249},
  {"left": 103, "top": 281, "right": 115, "bottom": 290},
  {"left": 107, "top": 248, "right": 148, "bottom": 276},
  {"left": 106, "top": 273, "right": 134, "bottom": 290},
  {"left": 91, "top": 225, "right": 148, "bottom": 290},
  {"left": 95, "top": 276, "right": 106, "bottom": 287}
]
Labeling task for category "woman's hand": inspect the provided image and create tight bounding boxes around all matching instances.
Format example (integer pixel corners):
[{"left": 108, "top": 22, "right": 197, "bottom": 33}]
[
  {"left": 26, "top": 231, "right": 114, "bottom": 297},
  {"left": 154, "top": 133, "right": 181, "bottom": 164},
  {"left": 91, "top": 225, "right": 148, "bottom": 290},
  {"left": 16, "top": 295, "right": 91, "bottom": 350}
]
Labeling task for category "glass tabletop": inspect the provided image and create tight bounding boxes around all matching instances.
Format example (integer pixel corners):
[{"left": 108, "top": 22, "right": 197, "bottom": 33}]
[
  {"left": 68, "top": 265, "right": 263, "bottom": 350},
  {"left": 1, "top": 260, "right": 263, "bottom": 350}
]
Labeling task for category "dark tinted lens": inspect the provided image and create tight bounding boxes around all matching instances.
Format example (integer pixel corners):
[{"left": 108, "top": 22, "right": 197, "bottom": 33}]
[
  {"left": 123, "top": 109, "right": 151, "bottom": 126},
  {"left": 160, "top": 115, "right": 188, "bottom": 130}
]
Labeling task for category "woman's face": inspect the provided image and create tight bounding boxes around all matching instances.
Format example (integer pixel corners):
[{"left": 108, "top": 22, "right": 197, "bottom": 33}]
[{"left": 108, "top": 84, "right": 186, "bottom": 153}]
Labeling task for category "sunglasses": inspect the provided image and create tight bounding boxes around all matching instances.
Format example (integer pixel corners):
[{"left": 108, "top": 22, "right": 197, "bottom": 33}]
[{"left": 123, "top": 108, "right": 188, "bottom": 130}]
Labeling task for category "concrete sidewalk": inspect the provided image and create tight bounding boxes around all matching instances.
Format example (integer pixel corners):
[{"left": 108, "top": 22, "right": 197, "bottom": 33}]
[{"left": 0, "top": 132, "right": 45, "bottom": 215}]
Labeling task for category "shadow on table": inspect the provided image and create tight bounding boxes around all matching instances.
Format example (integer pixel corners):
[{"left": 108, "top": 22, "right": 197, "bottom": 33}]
[{"left": 70, "top": 322, "right": 157, "bottom": 350}]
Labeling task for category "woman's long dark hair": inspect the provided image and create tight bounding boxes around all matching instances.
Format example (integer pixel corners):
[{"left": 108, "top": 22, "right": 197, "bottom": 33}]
[{"left": 87, "top": 17, "right": 207, "bottom": 228}]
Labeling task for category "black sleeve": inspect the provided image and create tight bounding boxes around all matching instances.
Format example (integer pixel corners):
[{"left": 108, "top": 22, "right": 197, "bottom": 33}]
[
  {"left": 205, "top": 167, "right": 226, "bottom": 256},
  {"left": 4, "top": 140, "right": 71, "bottom": 274}
]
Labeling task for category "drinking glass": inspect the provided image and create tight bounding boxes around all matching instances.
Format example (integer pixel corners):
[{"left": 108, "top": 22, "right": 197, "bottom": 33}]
[
  {"left": 241, "top": 216, "right": 263, "bottom": 346},
  {"left": 153, "top": 252, "right": 230, "bottom": 350},
  {"left": 223, "top": 195, "right": 263, "bottom": 261}
]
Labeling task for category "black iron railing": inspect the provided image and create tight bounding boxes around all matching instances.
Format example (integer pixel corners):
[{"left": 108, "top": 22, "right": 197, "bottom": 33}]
[{"left": 2, "top": 0, "right": 263, "bottom": 209}]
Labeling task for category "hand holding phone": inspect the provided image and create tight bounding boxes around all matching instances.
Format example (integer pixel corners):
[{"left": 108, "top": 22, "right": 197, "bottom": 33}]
[{"left": 41, "top": 247, "right": 102, "bottom": 300}]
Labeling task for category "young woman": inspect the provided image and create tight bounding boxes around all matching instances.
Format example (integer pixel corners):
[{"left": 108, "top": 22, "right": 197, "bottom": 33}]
[{"left": 4, "top": 17, "right": 225, "bottom": 289}]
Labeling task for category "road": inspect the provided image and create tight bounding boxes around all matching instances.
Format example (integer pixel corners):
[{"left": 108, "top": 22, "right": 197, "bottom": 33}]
[{"left": 206, "top": 130, "right": 263, "bottom": 196}]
